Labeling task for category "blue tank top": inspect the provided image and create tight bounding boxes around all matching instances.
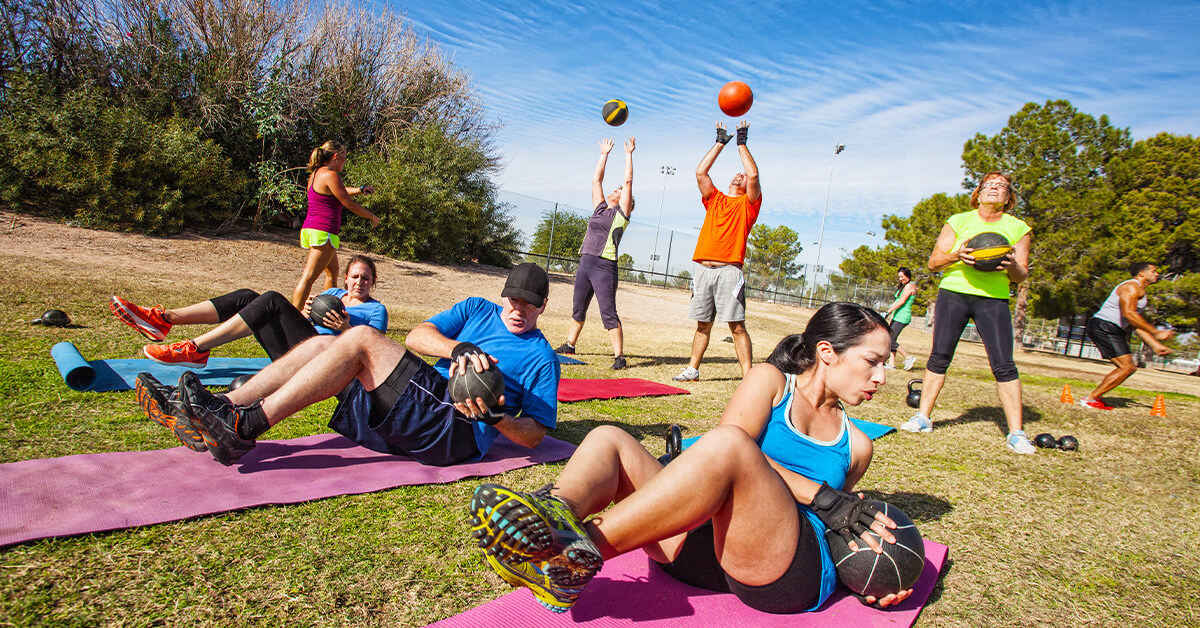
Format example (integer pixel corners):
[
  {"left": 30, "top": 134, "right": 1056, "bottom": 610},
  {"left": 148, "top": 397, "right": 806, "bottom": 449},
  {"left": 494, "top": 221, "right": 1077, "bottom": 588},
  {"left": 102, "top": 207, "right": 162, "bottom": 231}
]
[{"left": 755, "top": 373, "right": 850, "bottom": 611}]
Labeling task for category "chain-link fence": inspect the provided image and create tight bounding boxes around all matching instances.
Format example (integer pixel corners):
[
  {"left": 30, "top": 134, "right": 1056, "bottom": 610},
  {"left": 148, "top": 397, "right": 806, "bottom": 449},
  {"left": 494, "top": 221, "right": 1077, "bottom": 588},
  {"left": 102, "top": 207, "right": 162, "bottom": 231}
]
[
  {"left": 497, "top": 189, "right": 1199, "bottom": 372},
  {"left": 497, "top": 189, "right": 896, "bottom": 311}
]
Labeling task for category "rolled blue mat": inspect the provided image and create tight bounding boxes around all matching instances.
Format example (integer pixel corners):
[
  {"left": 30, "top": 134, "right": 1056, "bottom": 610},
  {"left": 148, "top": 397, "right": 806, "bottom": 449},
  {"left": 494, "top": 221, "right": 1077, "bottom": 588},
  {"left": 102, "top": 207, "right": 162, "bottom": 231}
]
[{"left": 51, "top": 342, "right": 95, "bottom": 391}]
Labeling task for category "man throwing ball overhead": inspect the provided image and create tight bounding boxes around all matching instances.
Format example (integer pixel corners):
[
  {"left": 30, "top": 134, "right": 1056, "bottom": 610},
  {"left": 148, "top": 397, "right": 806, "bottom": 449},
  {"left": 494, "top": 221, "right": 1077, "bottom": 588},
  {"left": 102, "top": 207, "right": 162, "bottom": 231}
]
[
  {"left": 1078, "top": 262, "right": 1174, "bottom": 409},
  {"left": 673, "top": 121, "right": 761, "bottom": 382},
  {"left": 138, "top": 263, "right": 560, "bottom": 467}
]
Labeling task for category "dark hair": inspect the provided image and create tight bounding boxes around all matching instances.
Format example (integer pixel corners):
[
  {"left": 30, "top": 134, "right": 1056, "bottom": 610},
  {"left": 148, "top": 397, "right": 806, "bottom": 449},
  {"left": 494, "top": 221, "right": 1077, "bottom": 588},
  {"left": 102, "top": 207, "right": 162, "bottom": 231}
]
[
  {"left": 1128, "top": 262, "right": 1155, "bottom": 277},
  {"left": 896, "top": 267, "right": 913, "bottom": 291},
  {"left": 766, "top": 302, "right": 889, "bottom": 375},
  {"left": 969, "top": 171, "right": 1017, "bottom": 212},
  {"left": 345, "top": 255, "right": 378, "bottom": 283}
]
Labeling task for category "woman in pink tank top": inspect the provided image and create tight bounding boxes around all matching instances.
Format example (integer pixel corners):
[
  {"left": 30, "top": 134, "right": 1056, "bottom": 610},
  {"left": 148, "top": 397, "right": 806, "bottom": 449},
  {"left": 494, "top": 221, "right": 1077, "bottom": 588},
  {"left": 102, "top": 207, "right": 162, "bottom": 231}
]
[{"left": 291, "top": 140, "right": 381, "bottom": 309}]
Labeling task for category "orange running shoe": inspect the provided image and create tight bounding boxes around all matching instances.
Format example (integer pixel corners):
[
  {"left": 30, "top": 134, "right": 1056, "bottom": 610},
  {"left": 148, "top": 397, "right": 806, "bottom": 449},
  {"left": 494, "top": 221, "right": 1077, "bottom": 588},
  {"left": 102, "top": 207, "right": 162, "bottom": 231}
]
[
  {"left": 110, "top": 295, "right": 172, "bottom": 341},
  {"left": 144, "top": 339, "right": 209, "bottom": 368}
]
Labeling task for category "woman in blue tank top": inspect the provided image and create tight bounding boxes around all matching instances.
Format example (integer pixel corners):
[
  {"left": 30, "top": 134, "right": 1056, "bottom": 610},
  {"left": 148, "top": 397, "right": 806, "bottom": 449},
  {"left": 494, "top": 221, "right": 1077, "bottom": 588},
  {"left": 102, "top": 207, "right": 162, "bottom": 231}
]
[{"left": 467, "top": 303, "right": 913, "bottom": 615}]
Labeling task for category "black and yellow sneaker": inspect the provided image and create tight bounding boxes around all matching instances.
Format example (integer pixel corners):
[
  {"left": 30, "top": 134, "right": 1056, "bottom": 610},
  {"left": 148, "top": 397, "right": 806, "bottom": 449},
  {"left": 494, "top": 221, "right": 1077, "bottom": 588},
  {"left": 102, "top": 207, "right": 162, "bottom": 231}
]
[
  {"left": 483, "top": 550, "right": 587, "bottom": 613},
  {"left": 469, "top": 484, "right": 603, "bottom": 591},
  {"left": 136, "top": 372, "right": 205, "bottom": 452},
  {"left": 178, "top": 371, "right": 259, "bottom": 466}
]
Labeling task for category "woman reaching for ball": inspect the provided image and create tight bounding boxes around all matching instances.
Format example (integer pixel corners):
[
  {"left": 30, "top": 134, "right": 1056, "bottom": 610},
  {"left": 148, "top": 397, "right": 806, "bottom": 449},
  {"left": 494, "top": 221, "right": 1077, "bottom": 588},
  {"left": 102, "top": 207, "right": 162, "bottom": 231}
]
[
  {"left": 291, "top": 140, "right": 381, "bottom": 310},
  {"left": 467, "top": 302, "right": 912, "bottom": 615},
  {"left": 899, "top": 171, "right": 1035, "bottom": 454},
  {"left": 110, "top": 255, "right": 387, "bottom": 367}
]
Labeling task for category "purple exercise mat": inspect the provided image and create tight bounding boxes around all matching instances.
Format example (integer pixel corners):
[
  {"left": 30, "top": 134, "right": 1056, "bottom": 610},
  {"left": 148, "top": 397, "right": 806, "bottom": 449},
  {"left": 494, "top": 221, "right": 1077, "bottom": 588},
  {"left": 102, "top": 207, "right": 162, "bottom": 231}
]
[
  {"left": 427, "top": 541, "right": 949, "bottom": 628},
  {"left": 0, "top": 433, "right": 575, "bottom": 548}
]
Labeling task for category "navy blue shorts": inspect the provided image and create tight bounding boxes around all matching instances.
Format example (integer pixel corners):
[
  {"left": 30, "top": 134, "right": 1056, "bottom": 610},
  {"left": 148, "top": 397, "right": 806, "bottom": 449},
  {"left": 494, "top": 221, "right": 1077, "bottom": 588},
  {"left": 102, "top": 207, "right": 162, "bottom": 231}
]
[
  {"left": 572, "top": 254, "right": 621, "bottom": 329},
  {"left": 1086, "top": 317, "right": 1131, "bottom": 360},
  {"left": 328, "top": 351, "right": 481, "bottom": 466}
]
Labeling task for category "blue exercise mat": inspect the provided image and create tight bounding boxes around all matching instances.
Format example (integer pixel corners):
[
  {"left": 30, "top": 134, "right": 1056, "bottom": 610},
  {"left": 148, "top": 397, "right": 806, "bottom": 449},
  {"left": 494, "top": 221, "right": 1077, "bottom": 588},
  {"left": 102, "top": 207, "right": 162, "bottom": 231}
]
[
  {"left": 557, "top": 354, "right": 585, "bottom": 365},
  {"left": 51, "top": 342, "right": 270, "bottom": 392},
  {"left": 681, "top": 417, "right": 896, "bottom": 449}
]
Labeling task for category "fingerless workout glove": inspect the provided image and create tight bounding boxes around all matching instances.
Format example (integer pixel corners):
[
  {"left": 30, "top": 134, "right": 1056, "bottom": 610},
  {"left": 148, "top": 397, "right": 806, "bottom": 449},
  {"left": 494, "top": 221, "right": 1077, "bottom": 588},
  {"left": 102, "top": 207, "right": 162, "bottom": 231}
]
[
  {"left": 451, "top": 342, "right": 485, "bottom": 360},
  {"left": 716, "top": 127, "right": 733, "bottom": 145},
  {"left": 810, "top": 483, "right": 880, "bottom": 544},
  {"left": 736, "top": 126, "right": 748, "bottom": 145}
]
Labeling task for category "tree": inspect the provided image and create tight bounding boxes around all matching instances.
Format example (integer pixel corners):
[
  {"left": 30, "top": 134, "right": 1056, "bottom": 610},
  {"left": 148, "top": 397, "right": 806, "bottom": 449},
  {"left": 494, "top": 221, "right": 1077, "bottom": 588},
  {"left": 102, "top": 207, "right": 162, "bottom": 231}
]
[
  {"left": 617, "top": 253, "right": 637, "bottom": 281},
  {"left": 528, "top": 210, "right": 587, "bottom": 272},
  {"left": 674, "top": 269, "right": 692, "bottom": 289},
  {"left": 746, "top": 224, "right": 803, "bottom": 289},
  {"left": 961, "top": 100, "right": 1132, "bottom": 334}
]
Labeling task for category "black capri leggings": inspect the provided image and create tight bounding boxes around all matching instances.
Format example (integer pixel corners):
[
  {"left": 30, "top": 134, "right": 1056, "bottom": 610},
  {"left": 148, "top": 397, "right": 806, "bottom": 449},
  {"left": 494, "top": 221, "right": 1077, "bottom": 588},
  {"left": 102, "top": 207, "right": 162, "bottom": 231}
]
[
  {"left": 210, "top": 289, "right": 317, "bottom": 360},
  {"left": 927, "top": 288, "right": 1019, "bottom": 382}
]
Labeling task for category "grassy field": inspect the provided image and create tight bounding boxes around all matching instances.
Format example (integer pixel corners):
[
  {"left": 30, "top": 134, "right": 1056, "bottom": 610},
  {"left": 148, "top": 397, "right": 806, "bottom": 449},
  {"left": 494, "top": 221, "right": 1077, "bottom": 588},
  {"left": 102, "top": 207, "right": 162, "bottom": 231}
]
[{"left": 2, "top": 235, "right": 1199, "bottom": 627}]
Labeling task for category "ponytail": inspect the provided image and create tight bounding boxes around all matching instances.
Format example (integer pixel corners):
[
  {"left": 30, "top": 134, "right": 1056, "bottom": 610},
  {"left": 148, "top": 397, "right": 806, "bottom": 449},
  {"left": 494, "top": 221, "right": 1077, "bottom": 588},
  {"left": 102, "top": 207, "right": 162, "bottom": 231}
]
[
  {"left": 307, "top": 140, "right": 346, "bottom": 172},
  {"left": 766, "top": 302, "right": 890, "bottom": 375}
]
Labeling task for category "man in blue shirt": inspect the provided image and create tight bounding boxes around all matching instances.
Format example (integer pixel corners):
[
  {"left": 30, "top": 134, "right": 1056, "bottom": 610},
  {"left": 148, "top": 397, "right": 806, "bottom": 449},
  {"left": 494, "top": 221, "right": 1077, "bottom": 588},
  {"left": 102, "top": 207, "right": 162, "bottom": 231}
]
[{"left": 153, "top": 263, "right": 560, "bottom": 467}]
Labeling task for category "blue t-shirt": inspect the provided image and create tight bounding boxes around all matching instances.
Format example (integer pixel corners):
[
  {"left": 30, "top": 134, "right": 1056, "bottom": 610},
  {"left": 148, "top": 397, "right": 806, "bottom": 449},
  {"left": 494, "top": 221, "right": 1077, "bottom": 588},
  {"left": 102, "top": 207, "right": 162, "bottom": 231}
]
[
  {"left": 427, "top": 297, "right": 560, "bottom": 455},
  {"left": 313, "top": 288, "right": 388, "bottom": 336}
]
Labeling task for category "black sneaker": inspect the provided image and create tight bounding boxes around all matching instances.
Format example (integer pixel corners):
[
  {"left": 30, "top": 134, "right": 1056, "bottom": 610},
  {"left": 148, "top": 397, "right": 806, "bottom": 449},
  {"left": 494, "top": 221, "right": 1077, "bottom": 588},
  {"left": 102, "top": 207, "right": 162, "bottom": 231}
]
[
  {"left": 178, "top": 371, "right": 259, "bottom": 466},
  {"left": 610, "top": 356, "right": 627, "bottom": 370},
  {"left": 554, "top": 342, "right": 576, "bottom": 355},
  {"left": 136, "top": 372, "right": 205, "bottom": 452}
]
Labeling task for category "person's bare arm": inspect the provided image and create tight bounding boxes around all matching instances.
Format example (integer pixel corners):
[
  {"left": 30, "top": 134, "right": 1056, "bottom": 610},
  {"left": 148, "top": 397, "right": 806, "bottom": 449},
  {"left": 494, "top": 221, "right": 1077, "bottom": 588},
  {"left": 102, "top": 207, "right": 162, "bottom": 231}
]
[
  {"left": 736, "top": 121, "right": 761, "bottom": 202},
  {"left": 323, "top": 170, "right": 380, "bottom": 227},
  {"left": 617, "top": 138, "right": 635, "bottom": 218},
  {"left": 927, "top": 224, "right": 962, "bottom": 272},
  {"left": 593, "top": 138, "right": 614, "bottom": 208},
  {"left": 696, "top": 123, "right": 729, "bottom": 202}
]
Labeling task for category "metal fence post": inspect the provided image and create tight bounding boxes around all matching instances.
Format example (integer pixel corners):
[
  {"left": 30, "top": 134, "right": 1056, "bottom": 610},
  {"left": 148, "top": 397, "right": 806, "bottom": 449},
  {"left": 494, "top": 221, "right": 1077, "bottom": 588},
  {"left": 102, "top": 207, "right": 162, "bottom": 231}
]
[{"left": 546, "top": 203, "right": 558, "bottom": 270}]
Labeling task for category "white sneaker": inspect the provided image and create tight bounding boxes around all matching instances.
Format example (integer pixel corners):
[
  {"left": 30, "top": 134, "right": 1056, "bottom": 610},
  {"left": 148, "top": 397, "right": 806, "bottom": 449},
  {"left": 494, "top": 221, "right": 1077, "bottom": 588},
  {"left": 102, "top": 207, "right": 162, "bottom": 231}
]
[
  {"left": 899, "top": 414, "right": 932, "bottom": 433},
  {"left": 903, "top": 356, "right": 917, "bottom": 371},
  {"left": 883, "top": 362, "right": 895, "bottom": 370},
  {"left": 1006, "top": 431, "right": 1036, "bottom": 455},
  {"left": 672, "top": 367, "right": 699, "bottom": 382}
]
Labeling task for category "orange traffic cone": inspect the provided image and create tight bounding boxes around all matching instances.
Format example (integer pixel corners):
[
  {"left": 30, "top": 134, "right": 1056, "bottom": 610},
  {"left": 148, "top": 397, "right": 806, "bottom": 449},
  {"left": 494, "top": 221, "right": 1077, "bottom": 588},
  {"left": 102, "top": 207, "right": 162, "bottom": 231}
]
[
  {"left": 1060, "top": 384, "right": 1074, "bottom": 405},
  {"left": 1150, "top": 394, "right": 1167, "bottom": 417}
]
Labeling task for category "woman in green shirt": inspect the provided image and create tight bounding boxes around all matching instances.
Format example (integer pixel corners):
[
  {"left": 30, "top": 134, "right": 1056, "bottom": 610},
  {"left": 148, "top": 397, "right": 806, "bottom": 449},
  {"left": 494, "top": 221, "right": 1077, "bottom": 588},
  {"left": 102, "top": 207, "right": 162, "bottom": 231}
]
[
  {"left": 883, "top": 267, "right": 918, "bottom": 370},
  {"left": 899, "top": 172, "right": 1036, "bottom": 455}
]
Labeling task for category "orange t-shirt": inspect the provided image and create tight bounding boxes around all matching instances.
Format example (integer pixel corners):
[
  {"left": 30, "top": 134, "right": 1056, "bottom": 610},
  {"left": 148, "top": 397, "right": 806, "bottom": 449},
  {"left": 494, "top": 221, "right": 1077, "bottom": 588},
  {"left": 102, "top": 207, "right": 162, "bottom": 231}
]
[{"left": 692, "top": 190, "right": 762, "bottom": 264}]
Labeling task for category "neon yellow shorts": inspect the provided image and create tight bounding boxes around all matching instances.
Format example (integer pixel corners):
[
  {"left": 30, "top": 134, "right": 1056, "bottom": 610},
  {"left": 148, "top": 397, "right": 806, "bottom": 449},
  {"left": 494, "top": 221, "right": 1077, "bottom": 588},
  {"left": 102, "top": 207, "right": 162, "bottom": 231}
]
[{"left": 300, "top": 228, "right": 340, "bottom": 249}]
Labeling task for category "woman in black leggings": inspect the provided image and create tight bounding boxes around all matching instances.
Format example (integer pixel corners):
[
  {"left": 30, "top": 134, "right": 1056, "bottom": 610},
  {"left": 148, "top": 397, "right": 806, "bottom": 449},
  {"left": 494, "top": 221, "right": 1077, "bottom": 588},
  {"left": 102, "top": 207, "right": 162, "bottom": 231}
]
[
  {"left": 110, "top": 255, "right": 387, "bottom": 367},
  {"left": 898, "top": 172, "right": 1036, "bottom": 454}
]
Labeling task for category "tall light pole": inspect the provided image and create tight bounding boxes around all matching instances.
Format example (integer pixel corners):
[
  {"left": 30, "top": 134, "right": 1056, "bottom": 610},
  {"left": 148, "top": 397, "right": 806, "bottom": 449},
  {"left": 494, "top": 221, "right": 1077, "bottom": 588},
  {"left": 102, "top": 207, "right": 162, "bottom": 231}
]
[
  {"left": 812, "top": 143, "right": 844, "bottom": 298},
  {"left": 650, "top": 165, "right": 675, "bottom": 276}
]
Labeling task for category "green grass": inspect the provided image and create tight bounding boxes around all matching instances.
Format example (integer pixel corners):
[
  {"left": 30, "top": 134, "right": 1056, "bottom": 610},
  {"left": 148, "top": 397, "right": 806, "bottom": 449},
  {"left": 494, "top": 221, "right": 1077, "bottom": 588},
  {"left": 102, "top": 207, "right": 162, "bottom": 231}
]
[{"left": 2, "top": 253, "right": 1199, "bottom": 627}]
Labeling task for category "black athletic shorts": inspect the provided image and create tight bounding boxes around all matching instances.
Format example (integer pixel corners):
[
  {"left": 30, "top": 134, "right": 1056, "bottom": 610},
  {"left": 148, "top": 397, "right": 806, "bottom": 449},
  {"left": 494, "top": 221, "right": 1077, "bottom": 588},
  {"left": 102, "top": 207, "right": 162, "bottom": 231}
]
[
  {"left": 1086, "top": 317, "right": 1132, "bottom": 360},
  {"left": 327, "top": 351, "right": 481, "bottom": 466},
  {"left": 651, "top": 509, "right": 824, "bottom": 614},
  {"left": 889, "top": 320, "right": 909, "bottom": 352}
]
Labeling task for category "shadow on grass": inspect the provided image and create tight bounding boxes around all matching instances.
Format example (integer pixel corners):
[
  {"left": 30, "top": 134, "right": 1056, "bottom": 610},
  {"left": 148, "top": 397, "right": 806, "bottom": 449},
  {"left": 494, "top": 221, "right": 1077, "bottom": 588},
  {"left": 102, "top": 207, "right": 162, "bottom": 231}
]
[
  {"left": 555, "top": 418, "right": 687, "bottom": 446},
  {"left": 937, "top": 405, "right": 1047, "bottom": 435}
]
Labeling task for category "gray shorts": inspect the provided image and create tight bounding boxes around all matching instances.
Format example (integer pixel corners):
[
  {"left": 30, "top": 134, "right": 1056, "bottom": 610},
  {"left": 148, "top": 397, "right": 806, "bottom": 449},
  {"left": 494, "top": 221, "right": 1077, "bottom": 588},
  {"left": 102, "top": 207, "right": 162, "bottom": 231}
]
[{"left": 688, "top": 264, "right": 746, "bottom": 323}]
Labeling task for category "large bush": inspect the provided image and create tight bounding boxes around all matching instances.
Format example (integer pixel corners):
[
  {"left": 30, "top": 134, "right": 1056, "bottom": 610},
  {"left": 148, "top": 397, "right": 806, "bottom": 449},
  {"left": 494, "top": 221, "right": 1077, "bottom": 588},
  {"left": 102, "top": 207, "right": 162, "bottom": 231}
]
[{"left": 0, "top": 76, "right": 246, "bottom": 233}]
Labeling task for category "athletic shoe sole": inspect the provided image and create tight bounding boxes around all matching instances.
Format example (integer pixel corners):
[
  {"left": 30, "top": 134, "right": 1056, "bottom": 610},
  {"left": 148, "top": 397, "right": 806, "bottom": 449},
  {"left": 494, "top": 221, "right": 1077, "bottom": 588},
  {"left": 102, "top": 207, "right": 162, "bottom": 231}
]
[
  {"left": 178, "top": 372, "right": 255, "bottom": 466},
  {"left": 484, "top": 552, "right": 582, "bottom": 614},
  {"left": 136, "top": 373, "right": 206, "bottom": 452},
  {"left": 110, "top": 296, "right": 168, "bottom": 341},
  {"left": 143, "top": 345, "right": 208, "bottom": 368},
  {"left": 469, "top": 484, "right": 603, "bottom": 584}
]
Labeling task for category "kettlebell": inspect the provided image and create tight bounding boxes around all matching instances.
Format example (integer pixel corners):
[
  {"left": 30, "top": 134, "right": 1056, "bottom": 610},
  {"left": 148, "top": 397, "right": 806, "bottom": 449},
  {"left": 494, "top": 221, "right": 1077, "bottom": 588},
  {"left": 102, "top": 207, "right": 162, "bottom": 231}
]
[{"left": 906, "top": 379, "right": 923, "bottom": 409}]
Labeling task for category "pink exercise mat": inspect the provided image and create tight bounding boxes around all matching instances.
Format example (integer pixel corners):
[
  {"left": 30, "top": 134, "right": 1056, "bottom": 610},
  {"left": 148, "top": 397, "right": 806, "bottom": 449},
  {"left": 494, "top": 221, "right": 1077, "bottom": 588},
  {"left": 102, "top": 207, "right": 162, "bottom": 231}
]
[
  {"left": 558, "top": 378, "right": 689, "bottom": 402},
  {"left": 427, "top": 541, "right": 948, "bottom": 628},
  {"left": 0, "top": 433, "right": 575, "bottom": 548}
]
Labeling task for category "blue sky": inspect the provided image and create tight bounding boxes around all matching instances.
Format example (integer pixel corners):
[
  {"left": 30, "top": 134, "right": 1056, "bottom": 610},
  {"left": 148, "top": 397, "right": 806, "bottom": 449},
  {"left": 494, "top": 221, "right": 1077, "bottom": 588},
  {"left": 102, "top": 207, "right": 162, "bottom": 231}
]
[{"left": 391, "top": 0, "right": 1200, "bottom": 269}]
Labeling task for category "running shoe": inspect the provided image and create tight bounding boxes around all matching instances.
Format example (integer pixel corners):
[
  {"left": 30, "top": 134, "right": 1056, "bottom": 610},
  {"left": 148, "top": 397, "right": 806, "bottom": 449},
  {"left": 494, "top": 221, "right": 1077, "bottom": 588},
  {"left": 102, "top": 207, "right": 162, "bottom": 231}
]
[
  {"left": 903, "top": 356, "right": 917, "bottom": 371},
  {"left": 178, "top": 371, "right": 259, "bottom": 466},
  {"left": 554, "top": 343, "right": 576, "bottom": 355},
  {"left": 899, "top": 413, "right": 933, "bottom": 433},
  {"left": 1006, "top": 430, "right": 1037, "bottom": 455},
  {"left": 672, "top": 366, "right": 699, "bottom": 382},
  {"left": 1077, "top": 398, "right": 1114, "bottom": 411},
  {"left": 483, "top": 551, "right": 587, "bottom": 614},
  {"left": 110, "top": 295, "right": 171, "bottom": 341},
  {"left": 883, "top": 362, "right": 895, "bottom": 370},
  {"left": 144, "top": 339, "right": 209, "bottom": 368},
  {"left": 610, "top": 356, "right": 627, "bottom": 370},
  {"left": 469, "top": 484, "right": 603, "bottom": 577},
  {"left": 135, "top": 372, "right": 205, "bottom": 452}
]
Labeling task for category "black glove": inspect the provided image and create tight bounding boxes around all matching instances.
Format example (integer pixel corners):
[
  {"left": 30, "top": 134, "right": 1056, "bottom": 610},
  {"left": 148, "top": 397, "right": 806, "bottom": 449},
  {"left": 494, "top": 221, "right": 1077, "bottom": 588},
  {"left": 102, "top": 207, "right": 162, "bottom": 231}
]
[
  {"left": 809, "top": 483, "right": 880, "bottom": 545},
  {"left": 451, "top": 342, "right": 486, "bottom": 361},
  {"left": 715, "top": 127, "right": 732, "bottom": 145},
  {"left": 736, "top": 125, "right": 748, "bottom": 145},
  {"left": 477, "top": 408, "right": 505, "bottom": 426}
]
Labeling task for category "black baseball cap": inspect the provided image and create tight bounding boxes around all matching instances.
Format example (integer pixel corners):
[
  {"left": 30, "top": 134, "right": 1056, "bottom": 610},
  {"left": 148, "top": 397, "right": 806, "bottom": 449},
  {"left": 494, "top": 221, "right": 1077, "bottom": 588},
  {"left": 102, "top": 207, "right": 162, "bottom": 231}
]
[{"left": 502, "top": 263, "right": 549, "bottom": 308}]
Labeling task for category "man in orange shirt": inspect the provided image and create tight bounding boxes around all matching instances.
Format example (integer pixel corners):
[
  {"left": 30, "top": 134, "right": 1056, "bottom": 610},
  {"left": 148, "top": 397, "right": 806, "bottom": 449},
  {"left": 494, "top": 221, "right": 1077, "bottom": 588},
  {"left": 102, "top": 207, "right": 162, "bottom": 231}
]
[{"left": 673, "top": 121, "right": 762, "bottom": 381}]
